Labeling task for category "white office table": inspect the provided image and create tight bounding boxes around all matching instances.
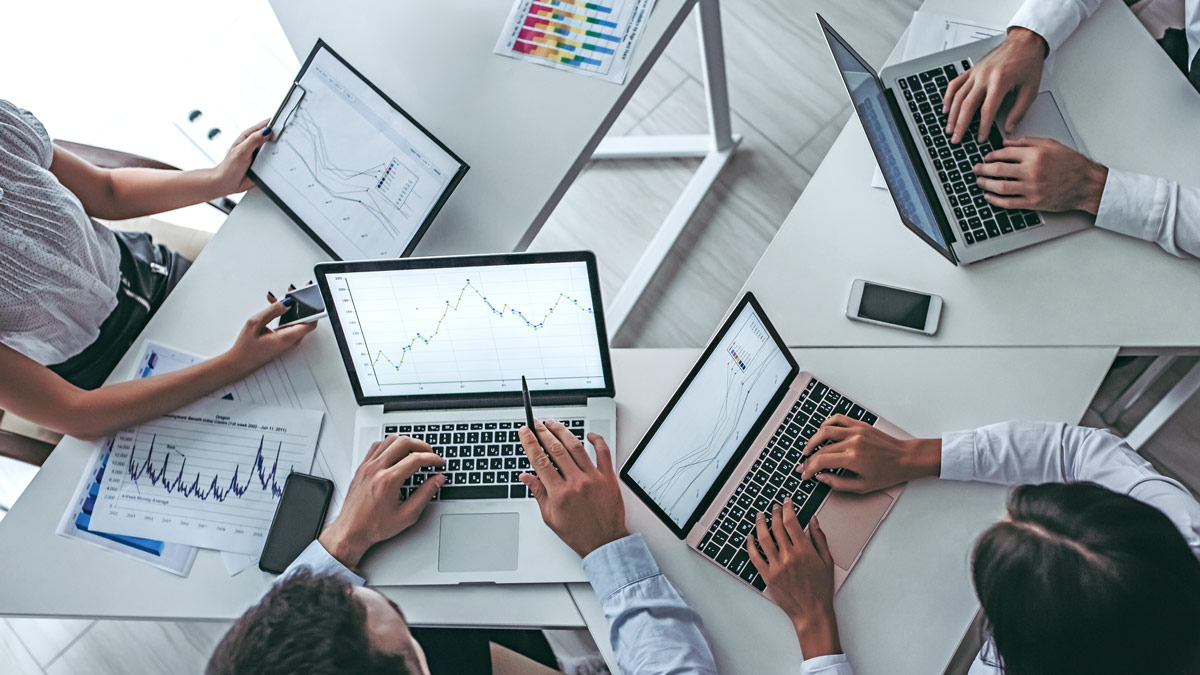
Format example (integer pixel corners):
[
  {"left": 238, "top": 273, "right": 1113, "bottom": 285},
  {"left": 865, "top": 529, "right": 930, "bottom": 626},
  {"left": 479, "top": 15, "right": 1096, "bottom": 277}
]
[
  {"left": 269, "top": 0, "right": 741, "bottom": 335},
  {"left": 739, "top": 0, "right": 1200, "bottom": 349},
  {"left": 572, "top": 345, "right": 1117, "bottom": 675}
]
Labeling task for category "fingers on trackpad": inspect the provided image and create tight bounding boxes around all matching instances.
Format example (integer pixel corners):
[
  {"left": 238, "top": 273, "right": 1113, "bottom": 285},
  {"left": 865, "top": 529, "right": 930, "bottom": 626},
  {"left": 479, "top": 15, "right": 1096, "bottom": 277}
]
[{"left": 438, "top": 513, "right": 520, "bottom": 573}]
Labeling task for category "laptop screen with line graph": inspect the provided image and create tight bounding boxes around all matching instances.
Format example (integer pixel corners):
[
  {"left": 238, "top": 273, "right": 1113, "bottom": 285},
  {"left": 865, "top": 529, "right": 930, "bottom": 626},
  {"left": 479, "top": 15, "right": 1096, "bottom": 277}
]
[{"left": 316, "top": 253, "right": 614, "bottom": 405}]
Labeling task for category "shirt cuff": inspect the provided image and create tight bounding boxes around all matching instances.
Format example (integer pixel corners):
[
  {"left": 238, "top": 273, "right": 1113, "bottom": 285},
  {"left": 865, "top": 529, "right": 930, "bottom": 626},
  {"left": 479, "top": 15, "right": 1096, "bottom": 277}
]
[
  {"left": 801, "top": 653, "right": 851, "bottom": 674},
  {"left": 1095, "top": 168, "right": 1168, "bottom": 243},
  {"left": 582, "top": 533, "right": 660, "bottom": 600},
  {"left": 284, "top": 539, "right": 366, "bottom": 586},
  {"left": 1008, "top": 0, "right": 1079, "bottom": 53},
  {"left": 940, "top": 429, "right": 979, "bottom": 481}
]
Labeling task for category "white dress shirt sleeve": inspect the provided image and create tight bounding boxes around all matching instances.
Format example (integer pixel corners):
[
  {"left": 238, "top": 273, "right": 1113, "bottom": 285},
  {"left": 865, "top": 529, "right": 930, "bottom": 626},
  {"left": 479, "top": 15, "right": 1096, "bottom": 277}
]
[
  {"left": 941, "top": 421, "right": 1200, "bottom": 556},
  {"left": 1008, "top": 0, "right": 1107, "bottom": 53},
  {"left": 801, "top": 653, "right": 855, "bottom": 675},
  {"left": 277, "top": 539, "right": 366, "bottom": 586},
  {"left": 1095, "top": 168, "right": 1200, "bottom": 258},
  {"left": 582, "top": 534, "right": 719, "bottom": 675}
]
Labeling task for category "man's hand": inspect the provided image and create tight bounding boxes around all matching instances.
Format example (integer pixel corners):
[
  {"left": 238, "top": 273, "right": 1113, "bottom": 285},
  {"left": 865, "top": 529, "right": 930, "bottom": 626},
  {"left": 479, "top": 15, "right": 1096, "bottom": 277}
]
[
  {"left": 944, "top": 26, "right": 1048, "bottom": 143},
  {"left": 747, "top": 500, "right": 841, "bottom": 659},
  {"left": 798, "top": 415, "right": 941, "bottom": 493},
  {"left": 210, "top": 119, "right": 272, "bottom": 195},
  {"left": 518, "top": 420, "right": 630, "bottom": 557},
  {"left": 319, "top": 435, "right": 446, "bottom": 568},
  {"left": 973, "top": 137, "right": 1109, "bottom": 214}
]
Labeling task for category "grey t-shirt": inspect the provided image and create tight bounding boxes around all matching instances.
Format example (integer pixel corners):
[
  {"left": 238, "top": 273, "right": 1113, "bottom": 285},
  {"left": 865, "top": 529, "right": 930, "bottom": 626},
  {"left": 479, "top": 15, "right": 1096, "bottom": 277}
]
[{"left": 0, "top": 100, "right": 121, "bottom": 365}]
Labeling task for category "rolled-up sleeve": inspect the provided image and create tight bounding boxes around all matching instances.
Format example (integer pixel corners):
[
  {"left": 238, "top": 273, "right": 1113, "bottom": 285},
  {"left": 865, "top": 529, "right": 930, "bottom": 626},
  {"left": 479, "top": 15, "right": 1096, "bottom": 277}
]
[
  {"left": 1096, "top": 168, "right": 1200, "bottom": 259},
  {"left": 583, "top": 534, "right": 718, "bottom": 675}
]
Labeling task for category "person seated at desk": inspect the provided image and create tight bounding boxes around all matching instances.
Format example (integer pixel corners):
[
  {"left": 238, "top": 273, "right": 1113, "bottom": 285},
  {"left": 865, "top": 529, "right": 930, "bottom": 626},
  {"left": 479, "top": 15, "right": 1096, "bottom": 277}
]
[
  {"left": 762, "top": 418, "right": 1200, "bottom": 675},
  {"left": 0, "top": 100, "right": 314, "bottom": 442},
  {"left": 940, "top": 0, "right": 1199, "bottom": 258},
  {"left": 206, "top": 420, "right": 719, "bottom": 675}
]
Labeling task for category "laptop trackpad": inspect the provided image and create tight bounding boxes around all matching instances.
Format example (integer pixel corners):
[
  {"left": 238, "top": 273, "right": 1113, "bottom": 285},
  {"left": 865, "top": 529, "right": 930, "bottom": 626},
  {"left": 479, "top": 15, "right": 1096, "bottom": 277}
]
[
  {"left": 818, "top": 490, "right": 894, "bottom": 570},
  {"left": 438, "top": 513, "right": 520, "bottom": 573},
  {"left": 1002, "top": 91, "right": 1077, "bottom": 150}
]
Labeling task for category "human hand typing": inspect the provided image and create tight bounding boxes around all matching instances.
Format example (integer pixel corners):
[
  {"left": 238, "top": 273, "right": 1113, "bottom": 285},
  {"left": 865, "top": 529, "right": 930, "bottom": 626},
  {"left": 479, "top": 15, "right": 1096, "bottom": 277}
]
[
  {"left": 517, "top": 420, "right": 630, "bottom": 557},
  {"left": 798, "top": 415, "right": 941, "bottom": 493},
  {"left": 319, "top": 435, "right": 445, "bottom": 567},
  {"left": 943, "top": 27, "right": 1048, "bottom": 143}
]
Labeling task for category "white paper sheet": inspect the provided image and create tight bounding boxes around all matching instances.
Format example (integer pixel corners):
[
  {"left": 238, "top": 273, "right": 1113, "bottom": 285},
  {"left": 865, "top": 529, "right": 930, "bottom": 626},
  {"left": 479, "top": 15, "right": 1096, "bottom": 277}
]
[{"left": 89, "top": 397, "right": 323, "bottom": 555}]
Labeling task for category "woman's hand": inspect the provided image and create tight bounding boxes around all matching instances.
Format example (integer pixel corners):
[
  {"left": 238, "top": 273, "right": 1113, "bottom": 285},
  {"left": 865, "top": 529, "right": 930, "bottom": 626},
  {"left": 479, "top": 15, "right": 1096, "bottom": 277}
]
[
  {"left": 210, "top": 119, "right": 272, "bottom": 195},
  {"left": 748, "top": 500, "right": 841, "bottom": 659},
  {"left": 223, "top": 301, "right": 316, "bottom": 373},
  {"left": 943, "top": 26, "right": 1048, "bottom": 143},
  {"left": 798, "top": 416, "right": 941, "bottom": 493}
]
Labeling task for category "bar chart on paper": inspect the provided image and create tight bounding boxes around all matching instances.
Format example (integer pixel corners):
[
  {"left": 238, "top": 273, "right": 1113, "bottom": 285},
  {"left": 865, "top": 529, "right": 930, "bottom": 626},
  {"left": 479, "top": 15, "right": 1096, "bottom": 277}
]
[
  {"left": 89, "top": 397, "right": 323, "bottom": 555},
  {"left": 494, "top": 0, "right": 656, "bottom": 83}
]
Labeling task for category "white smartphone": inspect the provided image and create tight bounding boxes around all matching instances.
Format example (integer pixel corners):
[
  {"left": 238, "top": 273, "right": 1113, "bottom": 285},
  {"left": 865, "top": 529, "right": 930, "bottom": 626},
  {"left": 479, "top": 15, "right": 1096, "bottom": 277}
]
[
  {"left": 846, "top": 279, "right": 942, "bottom": 336},
  {"left": 277, "top": 284, "right": 327, "bottom": 327}
]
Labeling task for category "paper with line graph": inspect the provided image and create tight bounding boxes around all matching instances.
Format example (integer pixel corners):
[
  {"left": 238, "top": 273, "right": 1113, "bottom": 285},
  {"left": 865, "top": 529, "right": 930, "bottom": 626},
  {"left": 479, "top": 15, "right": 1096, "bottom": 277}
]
[
  {"left": 494, "top": 0, "right": 656, "bottom": 84},
  {"left": 250, "top": 44, "right": 465, "bottom": 259},
  {"left": 625, "top": 303, "right": 793, "bottom": 528},
  {"left": 326, "top": 260, "right": 605, "bottom": 398},
  {"left": 89, "top": 397, "right": 323, "bottom": 555}
]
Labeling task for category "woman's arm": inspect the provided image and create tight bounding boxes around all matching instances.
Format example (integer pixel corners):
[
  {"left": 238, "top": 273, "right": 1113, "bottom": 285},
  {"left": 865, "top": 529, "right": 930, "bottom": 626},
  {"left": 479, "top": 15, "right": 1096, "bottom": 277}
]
[
  {"left": 49, "top": 120, "right": 271, "bottom": 221},
  {"left": 0, "top": 302, "right": 314, "bottom": 440}
]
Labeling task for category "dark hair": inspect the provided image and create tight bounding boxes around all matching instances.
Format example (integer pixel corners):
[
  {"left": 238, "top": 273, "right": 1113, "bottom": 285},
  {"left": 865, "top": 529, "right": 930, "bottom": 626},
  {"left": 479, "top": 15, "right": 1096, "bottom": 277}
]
[
  {"left": 206, "top": 569, "right": 415, "bottom": 675},
  {"left": 972, "top": 482, "right": 1200, "bottom": 675}
]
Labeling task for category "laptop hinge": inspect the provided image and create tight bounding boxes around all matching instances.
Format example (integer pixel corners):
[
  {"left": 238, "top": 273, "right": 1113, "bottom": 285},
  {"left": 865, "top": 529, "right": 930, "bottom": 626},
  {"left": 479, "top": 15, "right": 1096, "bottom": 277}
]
[
  {"left": 882, "top": 86, "right": 959, "bottom": 261},
  {"left": 382, "top": 392, "right": 590, "bottom": 413}
]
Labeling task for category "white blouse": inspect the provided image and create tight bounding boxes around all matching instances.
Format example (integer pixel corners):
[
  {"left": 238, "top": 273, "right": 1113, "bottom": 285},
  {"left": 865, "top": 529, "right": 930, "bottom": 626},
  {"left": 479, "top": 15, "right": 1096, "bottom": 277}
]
[{"left": 0, "top": 100, "right": 121, "bottom": 365}]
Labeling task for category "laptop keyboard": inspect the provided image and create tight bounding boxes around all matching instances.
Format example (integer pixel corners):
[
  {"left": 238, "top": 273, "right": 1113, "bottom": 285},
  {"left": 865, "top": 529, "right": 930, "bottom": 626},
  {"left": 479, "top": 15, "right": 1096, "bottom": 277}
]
[
  {"left": 898, "top": 60, "right": 1042, "bottom": 246},
  {"left": 385, "top": 419, "right": 586, "bottom": 500},
  {"left": 698, "top": 377, "right": 878, "bottom": 591}
]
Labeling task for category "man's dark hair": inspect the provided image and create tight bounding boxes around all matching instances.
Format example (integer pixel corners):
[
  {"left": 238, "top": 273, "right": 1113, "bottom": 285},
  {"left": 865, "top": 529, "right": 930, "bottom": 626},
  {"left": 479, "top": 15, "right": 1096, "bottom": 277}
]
[
  {"left": 206, "top": 569, "right": 414, "bottom": 675},
  {"left": 972, "top": 482, "right": 1200, "bottom": 675}
]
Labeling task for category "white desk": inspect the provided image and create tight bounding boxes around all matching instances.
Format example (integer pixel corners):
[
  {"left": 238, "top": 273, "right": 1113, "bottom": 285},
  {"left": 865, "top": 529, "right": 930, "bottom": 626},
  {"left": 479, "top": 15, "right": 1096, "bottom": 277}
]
[
  {"left": 572, "top": 345, "right": 1117, "bottom": 675},
  {"left": 740, "top": 0, "right": 1200, "bottom": 348}
]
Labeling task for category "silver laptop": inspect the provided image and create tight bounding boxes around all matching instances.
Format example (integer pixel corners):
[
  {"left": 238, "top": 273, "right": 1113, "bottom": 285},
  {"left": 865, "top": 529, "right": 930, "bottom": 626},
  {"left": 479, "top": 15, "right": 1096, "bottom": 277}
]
[
  {"left": 621, "top": 293, "right": 905, "bottom": 596},
  {"left": 819, "top": 14, "right": 1091, "bottom": 265},
  {"left": 315, "top": 252, "right": 616, "bottom": 585}
]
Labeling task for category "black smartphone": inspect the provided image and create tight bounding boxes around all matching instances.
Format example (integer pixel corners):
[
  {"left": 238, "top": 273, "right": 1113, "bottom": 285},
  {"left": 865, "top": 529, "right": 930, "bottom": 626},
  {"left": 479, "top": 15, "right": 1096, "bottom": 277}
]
[
  {"left": 278, "top": 284, "right": 327, "bottom": 327},
  {"left": 259, "top": 473, "right": 334, "bottom": 574}
]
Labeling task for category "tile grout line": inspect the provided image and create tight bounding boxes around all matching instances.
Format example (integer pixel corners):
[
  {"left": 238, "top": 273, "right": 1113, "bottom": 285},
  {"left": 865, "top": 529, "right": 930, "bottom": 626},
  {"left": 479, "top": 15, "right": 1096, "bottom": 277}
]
[
  {"left": 41, "top": 619, "right": 98, "bottom": 671},
  {"left": 618, "top": 73, "right": 692, "bottom": 137}
]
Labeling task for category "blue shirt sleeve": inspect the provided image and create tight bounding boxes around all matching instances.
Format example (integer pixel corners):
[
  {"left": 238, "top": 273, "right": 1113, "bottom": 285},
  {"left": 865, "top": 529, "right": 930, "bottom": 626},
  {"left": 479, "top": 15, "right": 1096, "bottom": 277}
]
[
  {"left": 278, "top": 539, "right": 365, "bottom": 586},
  {"left": 582, "top": 534, "right": 719, "bottom": 675}
]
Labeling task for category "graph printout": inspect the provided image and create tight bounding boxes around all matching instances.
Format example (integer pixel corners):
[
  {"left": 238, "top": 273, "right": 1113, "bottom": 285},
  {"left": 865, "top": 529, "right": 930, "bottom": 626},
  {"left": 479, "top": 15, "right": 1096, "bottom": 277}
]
[
  {"left": 251, "top": 44, "right": 465, "bottom": 259},
  {"left": 494, "top": 0, "right": 656, "bottom": 84},
  {"left": 327, "top": 261, "right": 605, "bottom": 398},
  {"left": 89, "top": 397, "right": 323, "bottom": 554},
  {"left": 625, "top": 303, "right": 792, "bottom": 528}
]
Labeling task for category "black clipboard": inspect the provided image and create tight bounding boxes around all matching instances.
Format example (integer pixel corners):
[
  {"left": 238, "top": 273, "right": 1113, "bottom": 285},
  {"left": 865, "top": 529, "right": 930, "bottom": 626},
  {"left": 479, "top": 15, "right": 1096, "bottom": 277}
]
[{"left": 248, "top": 40, "right": 469, "bottom": 260}]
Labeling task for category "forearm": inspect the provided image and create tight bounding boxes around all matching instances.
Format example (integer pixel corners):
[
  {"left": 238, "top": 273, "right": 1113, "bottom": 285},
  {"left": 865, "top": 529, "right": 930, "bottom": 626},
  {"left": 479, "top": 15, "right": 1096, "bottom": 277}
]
[
  {"left": 1, "top": 347, "right": 256, "bottom": 439},
  {"left": 96, "top": 166, "right": 226, "bottom": 220}
]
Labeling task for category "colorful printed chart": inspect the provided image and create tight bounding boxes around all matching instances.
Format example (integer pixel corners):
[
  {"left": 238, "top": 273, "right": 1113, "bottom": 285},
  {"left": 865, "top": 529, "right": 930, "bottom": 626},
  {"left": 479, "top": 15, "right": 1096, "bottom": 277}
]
[{"left": 494, "top": 0, "right": 656, "bottom": 84}]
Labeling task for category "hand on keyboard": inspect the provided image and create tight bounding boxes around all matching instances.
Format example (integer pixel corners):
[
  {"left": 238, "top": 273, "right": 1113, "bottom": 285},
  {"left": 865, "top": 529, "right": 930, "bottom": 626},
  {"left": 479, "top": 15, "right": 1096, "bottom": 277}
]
[
  {"left": 798, "top": 415, "right": 941, "bottom": 494},
  {"left": 746, "top": 500, "right": 841, "bottom": 659},
  {"left": 518, "top": 419, "right": 630, "bottom": 557},
  {"left": 974, "top": 137, "right": 1109, "bottom": 215},
  {"left": 318, "top": 435, "right": 445, "bottom": 567},
  {"left": 943, "top": 26, "right": 1048, "bottom": 143}
]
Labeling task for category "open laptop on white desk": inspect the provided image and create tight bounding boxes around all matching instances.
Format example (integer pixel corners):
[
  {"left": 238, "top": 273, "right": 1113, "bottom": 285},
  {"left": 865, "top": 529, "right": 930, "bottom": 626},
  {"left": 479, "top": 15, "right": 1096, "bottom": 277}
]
[
  {"left": 620, "top": 293, "right": 905, "bottom": 596},
  {"left": 315, "top": 252, "right": 616, "bottom": 585},
  {"left": 819, "top": 14, "right": 1091, "bottom": 265}
]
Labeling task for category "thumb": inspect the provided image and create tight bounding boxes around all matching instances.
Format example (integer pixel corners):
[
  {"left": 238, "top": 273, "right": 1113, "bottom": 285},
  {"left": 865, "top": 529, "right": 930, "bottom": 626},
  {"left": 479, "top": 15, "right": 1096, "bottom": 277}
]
[
  {"left": 813, "top": 472, "right": 867, "bottom": 494},
  {"left": 519, "top": 473, "right": 547, "bottom": 505},
  {"left": 809, "top": 517, "right": 834, "bottom": 567},
  {"left": 401, "top": 473, "right": 445, "bottom": 511},
  {"left": 1004, "top": 85, "right": 1039, "bottom": 133}
]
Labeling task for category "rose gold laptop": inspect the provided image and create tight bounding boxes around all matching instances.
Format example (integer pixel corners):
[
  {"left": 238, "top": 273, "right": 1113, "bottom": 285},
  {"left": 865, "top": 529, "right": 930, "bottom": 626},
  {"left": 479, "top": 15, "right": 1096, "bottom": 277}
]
[{"left": 621, "top": 293, "right": 905, "bottom": 596}]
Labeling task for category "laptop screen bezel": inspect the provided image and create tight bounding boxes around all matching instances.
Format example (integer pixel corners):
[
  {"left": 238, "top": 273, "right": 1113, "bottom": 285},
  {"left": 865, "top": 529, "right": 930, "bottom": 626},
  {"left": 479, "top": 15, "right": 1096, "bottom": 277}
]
[
  {"left": 618, "top": 292, "right": 799, "bottom": 539},
  {"left": 315, "top": 251, "right": 616, "bottom": 408},
  {"left": 817, "top": 14, "right": 959, "bottom": 265}
]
